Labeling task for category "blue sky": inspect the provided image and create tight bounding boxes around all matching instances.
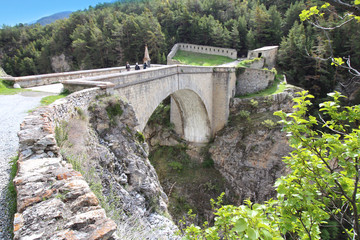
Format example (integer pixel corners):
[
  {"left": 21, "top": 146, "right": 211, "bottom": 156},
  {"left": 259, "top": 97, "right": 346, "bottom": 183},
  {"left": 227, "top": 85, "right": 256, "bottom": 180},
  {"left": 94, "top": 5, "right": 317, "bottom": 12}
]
[{"left": 0, "top": 0, "right": 112, "bottom": 26}]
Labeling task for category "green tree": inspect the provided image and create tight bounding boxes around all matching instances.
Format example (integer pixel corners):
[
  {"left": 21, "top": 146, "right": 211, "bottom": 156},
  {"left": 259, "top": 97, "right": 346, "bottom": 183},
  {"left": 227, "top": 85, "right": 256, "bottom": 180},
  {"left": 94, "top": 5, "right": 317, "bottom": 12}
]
[
  {"left": 183, "top": 91, "right": 360, "bottom": 239},
  {"left": 274, "top": 91, "right": 360, "bottom": 239}
]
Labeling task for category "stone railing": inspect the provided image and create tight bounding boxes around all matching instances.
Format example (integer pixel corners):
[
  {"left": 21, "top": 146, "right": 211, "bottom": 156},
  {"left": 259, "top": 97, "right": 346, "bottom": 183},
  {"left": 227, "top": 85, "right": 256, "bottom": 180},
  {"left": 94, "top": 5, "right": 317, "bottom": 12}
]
[
  {"left": 61, "top": 65, "right": 235, "bottom": 94},
  {"left": 14, "top": 87, "right": 118, "bottom": 240},
  {"left": 2, "top": 65, "right": 163, "bottom": 88},
  {"left": 167, "top": 43, "right": 237, "bottom": 65}
]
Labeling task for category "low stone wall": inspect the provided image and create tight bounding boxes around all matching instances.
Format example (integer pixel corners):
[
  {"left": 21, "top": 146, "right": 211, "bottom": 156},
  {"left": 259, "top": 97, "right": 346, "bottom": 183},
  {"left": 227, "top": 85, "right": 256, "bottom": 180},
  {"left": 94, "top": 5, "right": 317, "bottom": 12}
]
[
  {"left": 247, "top": 46, "right": 278, "bottom": 69},
  {"left": 2, "top": 67, "right": 127, "bottom": 88},
  {"left": 2, "top": 65, "right": 162, "bottom": 88},
  {"left": 14, "top": 87, "right": 118, "bottom": 239},
  {"left": 236, "top": 68, "right": 275, "bottom": 96},
  {"left": 248, "top": 58, "right": 265, "bottom": 69},
  {"left": 167, "top": 43, "right": 237, "bottom": 64}
]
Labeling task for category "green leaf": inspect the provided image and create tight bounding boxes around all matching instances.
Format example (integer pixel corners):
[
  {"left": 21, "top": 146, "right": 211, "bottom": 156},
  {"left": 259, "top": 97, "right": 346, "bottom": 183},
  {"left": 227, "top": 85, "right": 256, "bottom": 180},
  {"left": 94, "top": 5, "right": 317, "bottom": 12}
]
[
  {"left": 247, "top": 228, "right": 258, "bottom": 240},
  {"left": 234, "top": 218, "right": 247, "bottom": 233}
]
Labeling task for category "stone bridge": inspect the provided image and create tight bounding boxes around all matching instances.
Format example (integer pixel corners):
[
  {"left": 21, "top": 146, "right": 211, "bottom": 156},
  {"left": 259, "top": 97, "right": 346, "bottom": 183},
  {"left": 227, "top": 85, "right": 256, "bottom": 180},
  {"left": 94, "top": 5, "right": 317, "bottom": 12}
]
[{"left": 62, "top": 65, "right": 236, "bottom": 143}]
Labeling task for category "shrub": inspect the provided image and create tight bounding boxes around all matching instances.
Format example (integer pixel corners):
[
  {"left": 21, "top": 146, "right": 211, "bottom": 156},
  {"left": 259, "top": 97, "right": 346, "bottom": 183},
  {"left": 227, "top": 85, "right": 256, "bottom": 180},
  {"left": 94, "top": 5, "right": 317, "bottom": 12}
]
[
  {"left": 136, "top": 131, "right": 145, "bottom": 143},
  {"left": 238, "top": 110, "right": 251, "bottom": 120},
  {"left": 261, "top": 119, "right": 277, "bottom": 129},
  {"left": 106, "top": 102, "right": 123, "bottom": 125},
  {"left": 55, "top": 121, "right": 69, "bottom": 147},
  {"left": 168, "top": 161, "right": 183, "bottom": 172}
]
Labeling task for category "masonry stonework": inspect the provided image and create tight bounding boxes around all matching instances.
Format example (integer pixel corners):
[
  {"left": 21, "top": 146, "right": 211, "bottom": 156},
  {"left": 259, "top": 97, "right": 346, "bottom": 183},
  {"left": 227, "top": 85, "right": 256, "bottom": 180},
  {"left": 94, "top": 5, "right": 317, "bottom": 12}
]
[
  {"left": 236, "top": 68, "right": 275, "bottom": 96},
  {"left": 167, "top": 43, "right": 237, "bottom": 65},
  {"left": 63, "top": 65, "right": 236, "bottom": 143},
  {"left": 247, "top": 46, "right": 278, "bottom": 69}
]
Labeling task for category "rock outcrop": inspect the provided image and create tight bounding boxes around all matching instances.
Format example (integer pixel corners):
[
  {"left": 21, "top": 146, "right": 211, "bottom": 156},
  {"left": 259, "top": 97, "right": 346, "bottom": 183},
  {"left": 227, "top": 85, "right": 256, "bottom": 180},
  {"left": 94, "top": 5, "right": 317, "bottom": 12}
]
[
  {"left": 14, "top": 88, "right": 178, "bottom": 239},
  {"left": 0, "top": 67, "right": 10, "bottom": 77},
  {"left": 15, "top": 106, "right": 117, "bottom": 240},
  {"left": 85, "top": 95, "right": 178, "bottom": 239},
  {"left": 210, "top": 88, "right": 299, "bottom": 203}
]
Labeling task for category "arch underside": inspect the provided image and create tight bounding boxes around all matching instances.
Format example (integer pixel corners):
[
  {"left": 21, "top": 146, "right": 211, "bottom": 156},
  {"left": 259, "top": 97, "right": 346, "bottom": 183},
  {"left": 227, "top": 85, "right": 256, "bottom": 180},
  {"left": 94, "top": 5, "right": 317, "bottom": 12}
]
[{"left": 171, "top": 89, "right": 211, "bottom": 143}]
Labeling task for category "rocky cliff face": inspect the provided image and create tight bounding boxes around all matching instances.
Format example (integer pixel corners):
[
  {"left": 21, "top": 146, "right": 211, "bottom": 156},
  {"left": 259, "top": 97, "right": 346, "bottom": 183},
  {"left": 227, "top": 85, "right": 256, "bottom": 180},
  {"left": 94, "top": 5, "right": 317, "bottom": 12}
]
[
  {"left": 210, "top": 89, "right": 299, "bottom": 203},
  {"left": 60, "top": 95, "right": 178, "bottom": 239}
]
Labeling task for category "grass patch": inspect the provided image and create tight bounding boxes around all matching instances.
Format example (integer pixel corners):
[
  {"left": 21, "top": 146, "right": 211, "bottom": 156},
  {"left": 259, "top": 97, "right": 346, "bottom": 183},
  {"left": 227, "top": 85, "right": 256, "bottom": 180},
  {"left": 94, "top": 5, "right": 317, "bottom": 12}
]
[
  {"left": 7, "top": 155, "right": 18, "bottom": 237},
  {"left": 173, "top": 50, "right": 234, "bottom": 66},
  {"left": 40, "top": 91, "right": 69, "bottom": 106},
  {"left": 236, "top": 74, "right": 288, "bottom": 99},
  {"left": 0, "top": 80, "right": 29, "bottom": 95}
]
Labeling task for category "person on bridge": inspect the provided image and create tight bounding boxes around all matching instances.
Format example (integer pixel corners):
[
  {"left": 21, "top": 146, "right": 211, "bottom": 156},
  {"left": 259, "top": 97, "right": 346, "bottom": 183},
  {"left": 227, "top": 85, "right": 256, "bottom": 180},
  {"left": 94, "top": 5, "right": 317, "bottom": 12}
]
[
  {"left": 143, "top": 62, "right": 147, "bottom": 69},
  {"left": 126, "top": 62, "right": 131, "bottom": 71},
  {"left": 135, "top": 63, "right": 140, "bottom": 70}
]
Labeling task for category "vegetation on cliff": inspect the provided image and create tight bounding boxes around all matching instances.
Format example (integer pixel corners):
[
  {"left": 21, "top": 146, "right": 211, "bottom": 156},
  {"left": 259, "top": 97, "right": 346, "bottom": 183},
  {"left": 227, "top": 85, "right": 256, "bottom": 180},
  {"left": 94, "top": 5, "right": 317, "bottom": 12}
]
[{"left": 182, "top": 91, "right": 360, "bottom": 240}]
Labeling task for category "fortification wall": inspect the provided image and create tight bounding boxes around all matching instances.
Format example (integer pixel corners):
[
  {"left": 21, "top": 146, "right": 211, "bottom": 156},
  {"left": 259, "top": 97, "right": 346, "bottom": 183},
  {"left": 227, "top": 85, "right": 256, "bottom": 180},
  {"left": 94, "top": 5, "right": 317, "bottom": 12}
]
[
  {"left": 247, "top": 46, "right": 278, "bottom": 69},
  {"left": 167, "top": 43, "right": 237, "bottom": 65},
  {"left": 236, "top": 68, "right": 275, "bottom": 96},
  {"left": 14, "top": 87, "right": 118, "bottom": 240}
]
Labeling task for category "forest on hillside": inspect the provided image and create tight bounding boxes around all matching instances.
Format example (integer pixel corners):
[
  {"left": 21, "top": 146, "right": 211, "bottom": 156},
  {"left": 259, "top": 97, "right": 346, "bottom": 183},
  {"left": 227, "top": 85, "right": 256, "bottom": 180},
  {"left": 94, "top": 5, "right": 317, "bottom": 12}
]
[{"left": 0, "top": 0, "right": 359, "bottom": 101}]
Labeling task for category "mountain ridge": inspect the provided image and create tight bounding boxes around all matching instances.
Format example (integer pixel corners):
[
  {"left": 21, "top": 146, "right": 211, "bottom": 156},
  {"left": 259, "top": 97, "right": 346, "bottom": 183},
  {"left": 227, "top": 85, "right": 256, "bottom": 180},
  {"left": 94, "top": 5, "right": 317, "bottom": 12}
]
[{"left": 34, "top": 11, "right": 72, "bottom": 26}]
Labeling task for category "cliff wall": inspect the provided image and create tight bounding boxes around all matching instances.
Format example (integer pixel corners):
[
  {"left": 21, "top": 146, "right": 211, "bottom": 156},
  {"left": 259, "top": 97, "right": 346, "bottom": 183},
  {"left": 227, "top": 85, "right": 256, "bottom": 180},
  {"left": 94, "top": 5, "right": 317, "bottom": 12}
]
[
  {"left": 14, "top": 88, "right": 177, "bottom": 239},
  {"left": 210, "top": 88, "right": 299, "bottom": 203}
]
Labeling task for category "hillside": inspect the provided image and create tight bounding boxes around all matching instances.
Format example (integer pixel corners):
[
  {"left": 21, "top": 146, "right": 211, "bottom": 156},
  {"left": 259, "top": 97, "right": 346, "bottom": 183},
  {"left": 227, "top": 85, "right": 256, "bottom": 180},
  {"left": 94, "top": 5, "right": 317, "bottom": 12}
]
[
  {"left": 35, "top": 11, "right": 72, "bottom": 26},
  {"left": 0, "top": 0, "right": 359, "bottom": 101}
]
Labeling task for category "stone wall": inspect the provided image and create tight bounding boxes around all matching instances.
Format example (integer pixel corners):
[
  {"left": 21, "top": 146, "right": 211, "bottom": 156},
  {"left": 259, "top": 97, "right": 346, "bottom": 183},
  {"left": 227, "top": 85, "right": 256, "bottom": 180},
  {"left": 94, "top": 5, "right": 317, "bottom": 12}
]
[
  {"left": 247, "top": 58, "right": 265, "bottom": 69},
  {"left": 236, "top": 68, "right": 275, "bottom": 96},
  {"left": 167, "top": 43, "right": 237, "bottom": 65},
  {"left": 2, "top": 65, "right": 162, "bottom": 88},
  {"left": 247, "top": 46, "right": 278, "bottom": 69},
  {"left": 14, "top": 87, "right": 120, "bottom": 239}
]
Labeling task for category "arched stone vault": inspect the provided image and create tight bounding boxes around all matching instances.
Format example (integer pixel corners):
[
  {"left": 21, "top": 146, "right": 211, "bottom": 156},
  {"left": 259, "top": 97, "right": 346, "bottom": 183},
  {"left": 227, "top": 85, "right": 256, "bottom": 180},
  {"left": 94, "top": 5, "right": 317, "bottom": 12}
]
[
  {"left": 170, "top": 89, "right": 211, "bottom": 143},
  {"left": 110, "top": 65, "right": 236, "bottom": 143}
]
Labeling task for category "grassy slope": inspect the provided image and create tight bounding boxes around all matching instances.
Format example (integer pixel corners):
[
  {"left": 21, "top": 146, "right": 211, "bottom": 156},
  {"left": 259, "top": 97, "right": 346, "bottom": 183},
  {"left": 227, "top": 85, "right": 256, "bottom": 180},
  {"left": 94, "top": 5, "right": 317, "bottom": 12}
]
[
  {"left": 173, "top": 50, "right": 234, "bottom": 66},
  {"left": 40, "top": 93, "right": 68, "bottom": 105},
  {"left": 0, "top": 80, "right": 28, "bottom": 95}
]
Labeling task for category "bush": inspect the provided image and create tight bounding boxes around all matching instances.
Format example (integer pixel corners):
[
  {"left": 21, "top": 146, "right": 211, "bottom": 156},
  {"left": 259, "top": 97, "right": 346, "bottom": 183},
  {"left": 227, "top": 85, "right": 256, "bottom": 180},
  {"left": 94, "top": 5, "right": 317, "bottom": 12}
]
[{"left": 168, "top": 161, "right": 183, "bottom": 172}]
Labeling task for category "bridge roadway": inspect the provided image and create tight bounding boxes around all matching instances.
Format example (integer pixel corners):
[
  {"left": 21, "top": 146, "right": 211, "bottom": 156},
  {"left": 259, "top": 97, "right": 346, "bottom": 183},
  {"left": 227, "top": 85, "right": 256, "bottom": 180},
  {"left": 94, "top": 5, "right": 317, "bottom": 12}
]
[{"left": 62, "top": 65, "right": 236, "bottom": 143}]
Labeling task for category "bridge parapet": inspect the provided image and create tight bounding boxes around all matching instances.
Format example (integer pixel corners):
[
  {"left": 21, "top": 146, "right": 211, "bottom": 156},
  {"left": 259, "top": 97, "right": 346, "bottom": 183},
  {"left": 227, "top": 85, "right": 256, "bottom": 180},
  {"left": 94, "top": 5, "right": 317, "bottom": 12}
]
[{"left": 2, "top": 65, "right": 163, "bottom": 88}]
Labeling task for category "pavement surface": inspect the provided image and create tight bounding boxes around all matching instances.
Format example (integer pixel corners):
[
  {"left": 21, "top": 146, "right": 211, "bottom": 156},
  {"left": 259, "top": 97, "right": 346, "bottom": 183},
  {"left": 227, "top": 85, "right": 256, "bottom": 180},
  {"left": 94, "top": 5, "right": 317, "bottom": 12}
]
[
  {"left": 0, "top": 90, "right": 53, "bottom": 239},
  {"left": 26, "top": 83, "right": 64, "bottom": 94}
]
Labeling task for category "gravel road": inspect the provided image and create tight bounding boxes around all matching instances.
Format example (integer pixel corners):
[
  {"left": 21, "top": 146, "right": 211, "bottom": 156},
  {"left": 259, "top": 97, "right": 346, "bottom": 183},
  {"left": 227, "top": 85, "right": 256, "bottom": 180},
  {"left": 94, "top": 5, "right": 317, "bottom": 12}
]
[{"left": 0, "top": 91, "right": 51, "bottom": 240}]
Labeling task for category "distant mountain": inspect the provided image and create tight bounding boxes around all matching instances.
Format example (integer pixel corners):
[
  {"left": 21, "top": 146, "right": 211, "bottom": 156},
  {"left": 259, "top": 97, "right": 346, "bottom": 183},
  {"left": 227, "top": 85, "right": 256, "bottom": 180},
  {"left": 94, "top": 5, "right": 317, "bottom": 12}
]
[{"left": 35, "top": 11, "right": 72, "bottom": 26}]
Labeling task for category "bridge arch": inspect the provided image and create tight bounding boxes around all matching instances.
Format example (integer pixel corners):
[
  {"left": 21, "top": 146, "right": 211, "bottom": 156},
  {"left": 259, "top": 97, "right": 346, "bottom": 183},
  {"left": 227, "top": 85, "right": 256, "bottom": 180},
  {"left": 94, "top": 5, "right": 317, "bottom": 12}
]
[
  {"left": 143, "top": 89, "right": 211, "bottom": 143},
  {"left": 170, "top": 89, "right": 211, "bottom": 143}
]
